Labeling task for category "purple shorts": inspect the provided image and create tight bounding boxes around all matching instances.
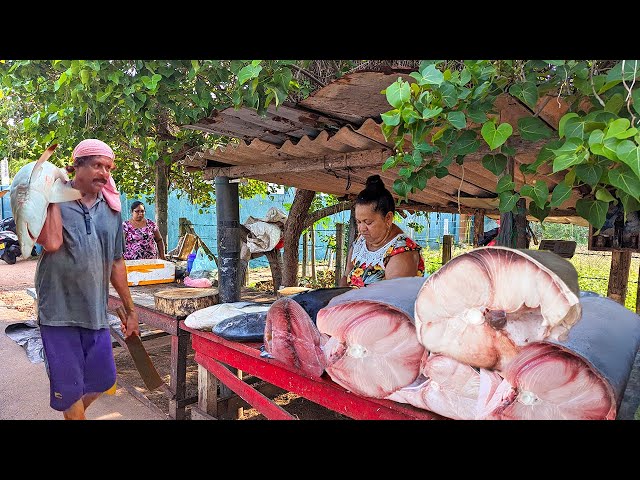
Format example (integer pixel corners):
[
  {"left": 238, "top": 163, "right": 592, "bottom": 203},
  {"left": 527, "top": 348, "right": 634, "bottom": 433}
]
[{"left": 40, "top": 325, "right": 116, "bottom": 412}]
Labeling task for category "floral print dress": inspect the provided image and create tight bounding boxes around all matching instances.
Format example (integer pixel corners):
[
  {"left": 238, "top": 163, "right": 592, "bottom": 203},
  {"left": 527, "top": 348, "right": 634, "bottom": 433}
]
[
  {"left": 123, "top": 219, "right": 159, "bottom": 260},
  {"left": 346, "top": 233, "right": 424, "bottom": 288}
]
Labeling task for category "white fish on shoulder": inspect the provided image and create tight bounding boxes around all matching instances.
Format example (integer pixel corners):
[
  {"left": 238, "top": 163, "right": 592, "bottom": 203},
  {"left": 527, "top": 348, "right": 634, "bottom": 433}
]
[{"left": 8, "top": 144, "right": 82, "bottom": 258}]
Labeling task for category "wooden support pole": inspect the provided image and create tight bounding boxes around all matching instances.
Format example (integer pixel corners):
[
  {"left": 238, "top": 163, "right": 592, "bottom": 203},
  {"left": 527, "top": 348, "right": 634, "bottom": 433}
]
[
  {"left": 302, "top": 232, "right": 308, "bottom": 278},
  {"left": 607, "top": 250, "right": 632, "bottom": 305},
  {"left": 335, "top": 223, "right": 344, "bottom": 286},
  {"left": 473, "top": 209, "right": 485, "bottom": 247},
  {"left": 458, "top": 214, "right": 469, "bottom": 244},
  {"left": 515, "top": 198, "right": 529, "bottom": 248},
  {"left": 215, "top": 176, "right": 240, "bottom": 303},
  {"left": 310, "top": 224, "right": 316, "bottom": 282},
  {"left": 442, "top": 234, "right": 453, "bottom": 265},
  {"left": 636, "top": 262, "right": 640, "bottom": 314}
]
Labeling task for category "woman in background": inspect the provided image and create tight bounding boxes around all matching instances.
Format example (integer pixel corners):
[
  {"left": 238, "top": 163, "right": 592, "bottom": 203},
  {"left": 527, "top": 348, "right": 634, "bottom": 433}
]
[
  {"left": 339, "top": 174, "right": 424, "bottom": 288},
  {"left": 123, "top": 201, "right": 166, "bottom": 260}
]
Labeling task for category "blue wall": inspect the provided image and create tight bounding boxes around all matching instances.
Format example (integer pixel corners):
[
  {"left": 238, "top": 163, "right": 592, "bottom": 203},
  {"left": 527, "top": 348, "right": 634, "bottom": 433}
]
[
  {"left": 1, "top": 184, "right": 477, "bottom": 266},
  {"left": 121, "top": 190, "right": 472, "bottom": 268},
  {"left": 0, "top": 185, "right": 11, "bottom": 220}
]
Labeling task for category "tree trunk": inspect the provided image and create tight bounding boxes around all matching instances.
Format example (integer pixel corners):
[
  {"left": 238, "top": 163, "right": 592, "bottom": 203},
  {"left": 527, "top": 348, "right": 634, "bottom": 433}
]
[
  {"left": 282, "top": 189, "right": 315, "bottom": 287},
  {"left": 265, "top": 248, "right": 283, "bottom": 294},
  {"left": 155, "top": 160, "right": 169, "bottom": 246},
  {"left": 310, "top": 223, "right": 316, "bottom": 282}
]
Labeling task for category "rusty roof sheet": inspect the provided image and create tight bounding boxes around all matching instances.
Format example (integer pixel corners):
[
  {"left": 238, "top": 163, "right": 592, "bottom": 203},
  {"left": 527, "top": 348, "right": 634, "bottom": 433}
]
[{"left": 182, "top": 70, "right": 585, "bottom": 225}]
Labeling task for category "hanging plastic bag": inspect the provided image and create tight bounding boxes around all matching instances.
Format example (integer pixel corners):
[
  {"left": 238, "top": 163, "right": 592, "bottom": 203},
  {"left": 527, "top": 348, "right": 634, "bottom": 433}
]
[{"left": 189, "top": 247, "right": 217, "bottom": 279}]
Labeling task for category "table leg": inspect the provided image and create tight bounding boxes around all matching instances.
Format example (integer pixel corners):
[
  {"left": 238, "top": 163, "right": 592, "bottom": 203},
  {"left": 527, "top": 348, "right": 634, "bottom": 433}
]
[{"left": 169, "top": 327, "right": 189, "bottom": 420}]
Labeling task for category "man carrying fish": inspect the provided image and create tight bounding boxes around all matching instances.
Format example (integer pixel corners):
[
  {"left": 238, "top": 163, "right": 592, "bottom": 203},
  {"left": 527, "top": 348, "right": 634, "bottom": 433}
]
[{"left": 34, "top": 139, "right": 139, "bottom": 420}]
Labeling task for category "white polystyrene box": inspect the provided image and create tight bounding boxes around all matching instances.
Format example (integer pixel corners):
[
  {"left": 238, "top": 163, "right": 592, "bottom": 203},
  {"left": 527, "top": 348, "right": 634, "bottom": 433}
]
[{"left": 125, "top": 259, "right": 175, "bottom": 286}]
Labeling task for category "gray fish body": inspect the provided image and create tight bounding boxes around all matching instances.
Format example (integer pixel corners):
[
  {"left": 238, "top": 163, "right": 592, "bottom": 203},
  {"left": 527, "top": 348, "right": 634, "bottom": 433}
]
[
  {"left": 213, "top": 311, "right": 268, "bottom": 342},
  {"left": 290, "top": 287, "right": 353, "bottom": 324}
]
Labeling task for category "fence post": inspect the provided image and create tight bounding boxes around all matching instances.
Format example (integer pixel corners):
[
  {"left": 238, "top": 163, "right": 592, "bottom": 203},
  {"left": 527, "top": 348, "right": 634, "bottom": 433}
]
[
  {"left": 442, "top": 234, "right": 453, "bottom": 265},
  {"left": 607, "top": 250, "right": 631, "bottom": 305},
  {"left": 335, "top": 223, "right": 344, "bottom": 286}
]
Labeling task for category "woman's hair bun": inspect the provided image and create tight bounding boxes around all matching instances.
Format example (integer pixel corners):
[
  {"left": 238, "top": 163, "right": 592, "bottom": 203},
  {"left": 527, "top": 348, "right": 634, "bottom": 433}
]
[{"left": 365, "top": 174, "right": 385, "bottom": 191}]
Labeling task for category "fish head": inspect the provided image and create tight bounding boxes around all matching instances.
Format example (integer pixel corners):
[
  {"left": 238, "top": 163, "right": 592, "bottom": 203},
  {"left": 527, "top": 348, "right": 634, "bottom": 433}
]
[{"left": 9, "top": 145, "right": 81, "bottom": 258}]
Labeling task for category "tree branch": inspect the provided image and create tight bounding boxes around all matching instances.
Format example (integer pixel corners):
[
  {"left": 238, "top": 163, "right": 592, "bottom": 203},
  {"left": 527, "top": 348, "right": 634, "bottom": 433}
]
[
  {"left": 291, "top": 64, "right": 326, "bottom": 87},
  {"left": 303, "top": 201, "right": 353, "bottom": 229}
]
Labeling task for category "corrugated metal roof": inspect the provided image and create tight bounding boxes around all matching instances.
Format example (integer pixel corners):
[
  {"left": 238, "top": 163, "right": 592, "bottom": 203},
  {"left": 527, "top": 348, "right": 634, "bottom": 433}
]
[{"left": 181, "top": 70, "right": 586, "bottom": 225}]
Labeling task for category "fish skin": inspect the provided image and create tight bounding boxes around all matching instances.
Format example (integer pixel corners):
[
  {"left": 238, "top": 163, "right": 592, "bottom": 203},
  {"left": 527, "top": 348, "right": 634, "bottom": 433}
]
[
  {"left": 212, "top": 311, "right": 268, "bottom": 342},
  {"left": 9, "top": 145, "right": 81, "bottom": 258},
  {"left": 289, "top": 287, "right": 353, "bottom": 324}
]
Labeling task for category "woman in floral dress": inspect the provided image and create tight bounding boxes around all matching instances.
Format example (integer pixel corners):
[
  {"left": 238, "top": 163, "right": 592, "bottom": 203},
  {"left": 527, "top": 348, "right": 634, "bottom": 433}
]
[
  {"left": 123, "top": 201, "right": 166, "bottom": 260},
  {"left": 339, "top": 175, "right": 424, "bottom": 288}
]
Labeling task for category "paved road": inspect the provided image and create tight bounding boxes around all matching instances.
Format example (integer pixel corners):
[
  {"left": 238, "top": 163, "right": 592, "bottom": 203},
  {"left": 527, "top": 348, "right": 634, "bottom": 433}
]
[{"left": 0, "top": 256, "right": 164, "bottom": 420}]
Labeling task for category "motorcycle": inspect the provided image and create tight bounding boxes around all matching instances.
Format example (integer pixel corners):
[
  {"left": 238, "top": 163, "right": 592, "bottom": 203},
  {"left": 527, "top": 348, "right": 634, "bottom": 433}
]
[
  {"left": 0, "top": 230, "right": 20, "bottom": 264},
  {"left": 0, "top": 217, "right": 37, "bottom": 264}
]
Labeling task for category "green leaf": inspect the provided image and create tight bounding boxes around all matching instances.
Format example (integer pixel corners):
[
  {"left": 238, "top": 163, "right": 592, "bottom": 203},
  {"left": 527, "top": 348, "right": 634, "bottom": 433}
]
[
  {"left": 618, "top": 191, "right": 640, "bottom": 213},
  {"left": 439, "top": 82, "right": 457, "bottom": 108},
  {"left": 531, "top": 180, "right": 550, "bottom": 208},
  {"left": 414, "top": 141, "right": 438, "bottom": 154},
  {"left": 601, "top": 137, "right": 621, "bottom": 161},
  {"left": 617, "top": 140, "right": 640, "bottom": 180},
  {"left": 575, "top": 163, "right": 604, "bottom": 187},
  {"left": 496, "top": 174, "right": 515, "bottom": 193},
  {"left": 393, "top": 178, "right": 411, "bottom": 198},
  {"left": 238, "top": 64, "right": 262, "bottom": 85},
  {"left": 401, "top": 106, "right": 422, "bottom": 124},
  {"left": 481, "top": 121, "right": 513, "bottom": 150},
  {"left": 549, "top": 182, "right": 572, "bottom": 207},
  {"left": 544, "top": 60, "right": 566, "bottom": 66},
  {"left": 576, "top": 199, "right": 608, "bottom": 229},
  {"left": 551, "top": 138, "right": 582, "bottom": 157},
  {"left": 452, "top": 130, "right": 480, "bottom": 155},
  {"left": 499, "top": 191, "right": 520, "bottom": 213},
  {"left": 588, "top": 129, "right": 604, "bottom": 147},
  {"left": 501, "top": 143, "right": 516, "bottom": 156},
  {"left": 518, "top": 117, "right": 552, "bottom": 141},
  {"left": 605, "top": 118, "right": 631, "bottom": 140},
  {"left": 385, "top": 79, "right": 411, "bottom": 109},
  {"left": 595, "top": 188, "right": 616, "bottom": 203},
  {"left": 422, "top": 106, "right": 443, "bottom": 119},
  {"left": 564, "top": 116, "right": 588, "bottom": 140},
  {"left": 509, "top": 81, "right": 538, "bottom": 108},
  {"left": 604, "top": 93, "right": 624, "bottom": 114},
  {"left": 558, "top": 113, "right": 579, "bottom": 139},
  {"left": 633, "top": 88, "right": 640, "bottom": 116},
  {"left": 408, "top": 150, "right": 423, "bottom": 167},
  {"left": 381, "top": 109, "right": 401, "bottom": 126},
  {"left": 435, "top": 166, "right": 449, "bottom": 178},
  {"left": 419, "top": 64, "right": 444, "bottom": 86},
  {"left": 528, "top": 201, "right": 551, "bottom": 223},
  {"left": 520, "top": 180, "right": 549, "bottom": 208},
  {"left": 614, "top": 127, "right": 638, "bottom": 140},
  {"left": 606, "top": 60, "right": 640, "bottom": 82},
  {"left": 382, "top": 156, "right": 397, "bottom": 171},
  {"left": 447, "top": 111, "right": 466, "bottom": 129},
  {"left": 609, "top": 167, "right": 640, "bottom": 197},
  {"left": 482, "top": 153, "right": 508, "bottom": 176},
  {"left": 467, "top": 107, "right": 487, "bottom": 123}
]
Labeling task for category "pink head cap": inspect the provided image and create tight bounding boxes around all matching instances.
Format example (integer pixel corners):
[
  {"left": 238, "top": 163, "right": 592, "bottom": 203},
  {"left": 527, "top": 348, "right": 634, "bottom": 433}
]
[{"left": 72, "top": 139, "right": 115, "bottom": 161}]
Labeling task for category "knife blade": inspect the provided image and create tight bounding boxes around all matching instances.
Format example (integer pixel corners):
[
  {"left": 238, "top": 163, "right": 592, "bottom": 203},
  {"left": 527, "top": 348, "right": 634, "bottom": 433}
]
[{"left": 114, "top": 306, "right": 166, "bottom": 391}]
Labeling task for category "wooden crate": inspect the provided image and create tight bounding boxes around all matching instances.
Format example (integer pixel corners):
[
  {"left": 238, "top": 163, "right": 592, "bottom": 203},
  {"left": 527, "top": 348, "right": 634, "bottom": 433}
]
[{"left": 538, "top": 239, "right": 577, "bottom": 258}]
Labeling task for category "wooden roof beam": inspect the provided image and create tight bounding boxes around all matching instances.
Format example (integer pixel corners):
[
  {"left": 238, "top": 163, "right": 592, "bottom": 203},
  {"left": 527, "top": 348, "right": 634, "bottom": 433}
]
[{"left": 202, "top": 148, "right": 391, "bottom": 179}]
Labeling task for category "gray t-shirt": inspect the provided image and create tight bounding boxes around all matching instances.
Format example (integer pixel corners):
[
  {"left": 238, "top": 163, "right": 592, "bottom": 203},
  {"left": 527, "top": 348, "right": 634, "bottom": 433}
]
[{"left": 36, "top": 194, "right": 124, "bottom": 330}]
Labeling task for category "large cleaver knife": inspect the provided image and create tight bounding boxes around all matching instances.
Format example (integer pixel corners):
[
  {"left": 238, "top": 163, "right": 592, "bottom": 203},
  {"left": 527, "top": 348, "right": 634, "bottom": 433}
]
[{"left": 113, "top": 306, "right": 166, "bottom": 391}]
